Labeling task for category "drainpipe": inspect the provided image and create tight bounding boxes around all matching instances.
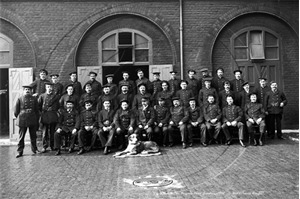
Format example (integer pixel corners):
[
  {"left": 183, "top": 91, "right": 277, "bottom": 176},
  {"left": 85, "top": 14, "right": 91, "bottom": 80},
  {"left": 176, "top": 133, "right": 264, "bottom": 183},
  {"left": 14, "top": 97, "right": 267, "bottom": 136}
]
[{"left": 179, "top": 0, "right": 184, "bottom": 79}]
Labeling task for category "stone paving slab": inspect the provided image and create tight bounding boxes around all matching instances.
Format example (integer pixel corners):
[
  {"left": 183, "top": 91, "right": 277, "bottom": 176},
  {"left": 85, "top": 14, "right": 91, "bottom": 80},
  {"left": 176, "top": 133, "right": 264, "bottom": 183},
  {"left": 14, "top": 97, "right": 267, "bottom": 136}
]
[{"left": 0, "top": 138, "right": 298, "bottom": 199}]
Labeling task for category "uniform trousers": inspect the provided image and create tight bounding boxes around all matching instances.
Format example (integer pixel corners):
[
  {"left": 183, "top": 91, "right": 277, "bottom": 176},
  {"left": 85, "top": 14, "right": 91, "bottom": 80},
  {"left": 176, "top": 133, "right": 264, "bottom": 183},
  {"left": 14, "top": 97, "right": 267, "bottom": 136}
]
[
  {"left": 167, "top": 124, "right": 187, "bottom": 144},
  {"left": 268, "top": 114, "right": 282, "bottom": 137},
  {"left": 78, "top": 128, "right": 98, "bottom": 149},
  {"left": 206, "top": 121, "right": 221, "bottom": 140},
  {"left": 246, "top": 120, "right": 265, "bottom": 136},
  {"left": 98, "top": 128, "right": 115, "bottom": 147},
  {"left": 187, "top": 124, "right": 207, "bottom": 144},
  {"left": 154, "top": 126, "right": 168, "bottom": 145},
  {"left": 222, "top": 122, "right": 244, "bottom": 141},
  {"left": 116, "top": 127, "right": 134, "bottom": 146},
  {"left": 42, "top": 123, "right": 56, "bottom": 149},
  {"left": 134, "top": 127, "right": 154, "bottom": 141},
  {"left": 17, "top": 126, "right": 38, "bottom": 154},
  {"left": 54, "top": 130, "right": 78, "bottom": 150}
]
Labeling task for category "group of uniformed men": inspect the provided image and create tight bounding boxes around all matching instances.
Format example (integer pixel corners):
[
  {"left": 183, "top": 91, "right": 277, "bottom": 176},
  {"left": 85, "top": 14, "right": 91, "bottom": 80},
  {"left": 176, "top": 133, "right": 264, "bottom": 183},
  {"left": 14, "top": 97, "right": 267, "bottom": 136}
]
[{"left": 14, "top": 67, "right": 287, "bottom": 158}]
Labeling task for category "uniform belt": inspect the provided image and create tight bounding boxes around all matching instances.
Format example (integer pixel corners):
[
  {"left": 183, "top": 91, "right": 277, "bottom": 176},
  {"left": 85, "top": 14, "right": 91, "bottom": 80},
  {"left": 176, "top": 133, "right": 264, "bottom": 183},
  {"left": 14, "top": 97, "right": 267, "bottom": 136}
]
[{"left": 20, "top": 109, "right": 32, "bottom": 113}]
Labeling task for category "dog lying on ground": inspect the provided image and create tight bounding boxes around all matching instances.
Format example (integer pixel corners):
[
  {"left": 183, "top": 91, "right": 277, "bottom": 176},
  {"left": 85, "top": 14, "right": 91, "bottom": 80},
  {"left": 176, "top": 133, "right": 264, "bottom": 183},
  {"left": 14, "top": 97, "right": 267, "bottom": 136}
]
[{"left": 113, "top": 133, "right": 160, "bottom": 158}]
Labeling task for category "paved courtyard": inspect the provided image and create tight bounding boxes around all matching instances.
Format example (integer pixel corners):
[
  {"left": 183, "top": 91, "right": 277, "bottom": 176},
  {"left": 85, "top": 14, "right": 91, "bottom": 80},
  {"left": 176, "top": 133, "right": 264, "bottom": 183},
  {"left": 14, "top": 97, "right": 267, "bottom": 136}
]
[{"left": 0, "top": 137, "right": 298, "bottom": 199}]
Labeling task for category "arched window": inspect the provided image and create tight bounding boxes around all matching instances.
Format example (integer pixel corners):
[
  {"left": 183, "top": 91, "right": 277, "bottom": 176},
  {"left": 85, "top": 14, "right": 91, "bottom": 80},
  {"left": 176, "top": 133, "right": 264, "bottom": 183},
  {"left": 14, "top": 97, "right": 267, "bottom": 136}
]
[
  {"left": 99, "top": 29, "right": 152, "bottom": 65},
  {"left": 0, "top": 34, "right": 13, "bottom": 68},
  {"left": 231, "top": 27, "right": 281, "bottom": 89}
]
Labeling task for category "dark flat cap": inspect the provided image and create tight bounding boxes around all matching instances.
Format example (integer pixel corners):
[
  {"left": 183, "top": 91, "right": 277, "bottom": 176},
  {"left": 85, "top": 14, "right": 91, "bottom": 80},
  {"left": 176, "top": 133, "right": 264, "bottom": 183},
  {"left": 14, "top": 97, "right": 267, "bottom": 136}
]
[
  {"left": 88, "top": 71, "right": 97, "bottom": 76},
  {"left": 39, "top": 69, "right": 48, "bottom": 75}
]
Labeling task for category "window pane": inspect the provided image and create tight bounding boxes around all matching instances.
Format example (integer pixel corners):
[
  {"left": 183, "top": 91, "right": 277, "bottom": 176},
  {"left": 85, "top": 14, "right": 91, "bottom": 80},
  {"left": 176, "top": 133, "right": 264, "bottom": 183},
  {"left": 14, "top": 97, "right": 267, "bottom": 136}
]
[
  {"left": 135, "top": 34, "right": 148, "bottom": 49},
  {"left": 135, "top": 50, "right": 149, "bottom": 62},
  {"left": 0, "top": 52, "right": 9, "bottom": 64},
  {"left": 102, "top": 50, "right": 116, "bottom": 63},
  {"left": 119, "top": 32, "right": 132, "bottom": 45},
  {"left": 250, "top": 44, "right": 265, "bottom": 59},
  {"left": 250, "top": 31, "right": 262, "bottom": 44},
  {"left": 235, "top": 48, "right": 248, "bottom": 59},
  {"left": 265, "top": 32, "right": 278, "bottom": 46},
  {"left": 234, "top": 32, "right": 247, "bottom": 46},
  {"left": 119, "top": 47, "right": 133, "bottom": 62},
  {"left": 102, "top": 34, "right": 116, "bottom": 49},
  {"left": 265, "top": 47, "right": 278, "bottom": 59}
]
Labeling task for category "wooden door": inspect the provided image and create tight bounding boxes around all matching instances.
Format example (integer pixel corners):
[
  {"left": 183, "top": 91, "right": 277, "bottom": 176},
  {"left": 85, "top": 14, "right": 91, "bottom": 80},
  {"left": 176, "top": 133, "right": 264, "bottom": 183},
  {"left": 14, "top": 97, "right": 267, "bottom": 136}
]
[
  {"left": 149, "top": 64, "right": 173, "bottom": 81},
  {"left": 77, "top": 66, "right": 102, "bottom": 86},
  {"left": 9, "top": 68, "right": 33, "bottom": 141}
]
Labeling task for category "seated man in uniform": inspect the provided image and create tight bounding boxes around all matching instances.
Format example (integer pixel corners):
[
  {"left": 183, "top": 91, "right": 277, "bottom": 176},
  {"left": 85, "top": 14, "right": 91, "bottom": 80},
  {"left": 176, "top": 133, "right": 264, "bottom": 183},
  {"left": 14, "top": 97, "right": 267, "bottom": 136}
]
[
  {"left": 186, "top": 98, "right": 207, "bottom": 147},
  {"left": 134, "top": 97, "right": 155, "bottom": 141},
  {"left": 77, "top": 100, "right": 99, "bottom": 155},
  {"left": 245, "top": 92, "right": 266, "bottom": 146},
  {"left": 154, "top": 97, "right": 170, "bottom": 146},
  {"left": 113, "top": 99, "right": 136, "bottom": 150},
  {"left": 168, "top": 97, "right": 189, "bottom": 149},
  {"left": 54, "top": 100, "right": 80, "bottom": 155},
  {"left": 97, "top": 100, "right": 115, "bottom": 155},
  {"left": 221, "top": 95, "right": 245, "bottom": 147},
  {"left": 203, "top": 94, "right": 222, "bottom": 145}
]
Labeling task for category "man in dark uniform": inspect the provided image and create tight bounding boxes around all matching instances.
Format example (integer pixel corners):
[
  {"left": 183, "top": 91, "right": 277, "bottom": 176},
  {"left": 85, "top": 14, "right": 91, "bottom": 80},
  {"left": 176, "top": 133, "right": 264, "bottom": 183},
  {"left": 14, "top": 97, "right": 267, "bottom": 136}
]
[
  {"left": 245, "top": 93, "right": 266, "bottom": 145},
  {"left": 14, "top": 85, "right": 40, "bottom": 158},
  {"left": 79, "top": 83, "right": 98, "bottom": 111},
  {"left": 264, "top": 81, "right": 287, "bottom": 139},
  {"left": 218, "top": 81, "right": 235, "bottom": 110},
  {"left": 77, "top": 100, "right": 99, "bottom": 155},
  {"left": 59, "top": 84, "right": 79, "bottom": 111},
  {"left": 198, "top": 77, "right": 219, "bottom": 108},
  {"left": 221, "top": 95, "right": 245, "bottom": 147},
  {"left": 105, "top": 74, "right": 118, "bottom": 98},
  {"left": 199, "top": 67, "right": 211, "bottom": 90},
  {"left": 176, "top": 80, "right": 194, "bottom": 108},
  {"left": 85, "top": 71, "right": 102, "bottom": 98},
  {"left": 168, "top": 97, "right": 189, "bottom": 149},
  {"left": 168, "top": 70, "right": 181, "bottom": 96},
  {"left": 230, "top": 69, "right": 245, "bottom": 93},
  {"left": 116, "top": 83, "right": 134, "bottom": 109},
  {"left": 135, "top": 69, "right": 152, "bottom": 94},
  {"left": 157, "top": 81, "right": 173, "bottom": 108},
  {"left": 50, "top": 74, "right": 64, "bottom": 99},
  {"left": 132, "top": 83, "right": 152, "bottom": 110},
  {"left": 54, "top": 100, "right": 80, "bottom": 155},
  {"left": 212, "top": 67, "right": 228, "bottom": 92},
  {"left": 97, "top": 100, "right": 115, "bottom": 155},
  {"left": 96, "top": 84, "right": 117, "bottom": 112},
  {"left": 38, "top": 82, "right": 60, "bottom": 153},
  {"left": 118, "top": 71, "right": 136, "bottom": 96},
  {"left": 238, "top": 81, "right": 252, "bottom": 109},
  {"left": 64, "top": 71, "right": 83, "bottom": 97},
  {"left": 154, "top": 97, "right": 170, "bottom": 146},
  {"left": 186, "top": 98, "right": 207, "bottom": 147},
  {"left": 113, "top": 99, "right": 135, "bottom": 150},
  {"left": 186, "top": 69, "right": 201, "bottom": 100},
  {"left": 30, "top": 69, "right": 50, "bottom": 97},
  {"left": 134, "top": 97, "right": 155, "bottom": 141},
  {"left": 203, "top": 94, "right": 222, "bottom": 145},
  {"left": 151, "top": 72, "right": 162, "bottom": 105}
]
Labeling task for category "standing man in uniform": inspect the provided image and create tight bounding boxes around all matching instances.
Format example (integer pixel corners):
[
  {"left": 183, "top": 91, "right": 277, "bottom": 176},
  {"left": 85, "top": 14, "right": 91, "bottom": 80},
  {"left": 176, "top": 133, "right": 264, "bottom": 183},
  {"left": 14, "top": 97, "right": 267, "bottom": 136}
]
[
  {"left": 168, "top": 70, "right": 181, "bottom": 96},
  {"left": 132, "top": 83, "right": 152, "bottom": 110},
  {"left": 59, "top": 84, "right": 79, "bottom": 111},
  {"left": 14, "top": 85, "right": 40, "bottom": 158},
  {"left": 116, "top": 83, "right": 134, "bottom": 109},
  {"left": 176, "top": 80, "right": 194, "bottom": 108},
  {"left": 264, "top": 82, "right": 287, "bottom": 139},
  {"left": 85, "top": 71, "right": 102, "bottom": 98},
  {"left": 218, "top": 81, "right": 235, "bottom": 110},
  {"left": 118, "top": 71, "right": 136, "bottom": 96},
  {"left": 238, "top": 82, "right": 252, "bottom": 110},
  {"left": 212, "top": 67, "right": 228, "bottom": 92},
  {"left": 30, "top": 69, "right": 50, "bottom": 97},
  {"left": 186, "top": 69, "right": 201, "bottom": 100},
  {"left": 96, "top": 84, "right": 117, "bottom": 112},
  {"left": 151, "top": 72, "right": 162, "bottom": 105},
  {"left": 38, "top": 82, "right": 60, "bottom": 153},
  {"left": 135, "top": 69, "right": 152, "bottom": 94},
  {"left": 113, "top": 99, "right": 136, "bottom": 150},
  {"left": 64, "top": 71, "right": 82, "bottom": 97},
  {"left": 230, "top": 69, "right": 245, "bottom": 93},
  {"left": 198, "top": 67, "right": 211, "bottom": 90},
  {"left": 105, "top": 74, "right": 118, "bottom": 98},
  {"left": 157, "top": 81, "right": 173, "bottom": 108},
  {"left": 198, "top": 77, "right": 219, "bottom": 108},
  {"left": 54, "top": 100, "right": 80, "bottom": 155},
  {"left": 50, "top": 74, "right": 64, "bottom": 99}
]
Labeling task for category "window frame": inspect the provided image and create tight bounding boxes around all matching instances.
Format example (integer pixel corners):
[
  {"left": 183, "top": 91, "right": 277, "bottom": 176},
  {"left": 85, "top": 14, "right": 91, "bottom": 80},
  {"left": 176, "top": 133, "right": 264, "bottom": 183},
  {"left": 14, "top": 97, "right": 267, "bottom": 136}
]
[
  {"left": 99, "top": 29, "right": 152, "bottom": 66},
  {"left": 0, "top": 34, "right": 13, "bottom": 68}
]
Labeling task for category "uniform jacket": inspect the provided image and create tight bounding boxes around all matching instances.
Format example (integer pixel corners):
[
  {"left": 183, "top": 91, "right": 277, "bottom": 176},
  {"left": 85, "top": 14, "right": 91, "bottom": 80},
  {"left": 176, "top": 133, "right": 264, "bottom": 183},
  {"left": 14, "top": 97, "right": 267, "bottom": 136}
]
[
  {"left": 186, "top": 106, "right": 204, "bottom": 124},
  {"left": 199, "top": 75, "right": 211, "bottom": 90},
  {"left": 151, "top": 79, "right": 162, "bottom": 103},
  {"left": 79, "top": 92, "right": 98, "bottom": 110},
  {"left": 186, "top": 77, "right": 201, "bottom": 98},
  {"left": 98, "top": 109, "right": 115, "bottom": 128},
  {"left": 136, "top": 106, "right": 155, "bottom": 126},
  {"left": 79, "top": 109, "right": 98, "bottom": 129},
  {"left": 198, "top": 87, "right": 219, "bottom": 107},
  {"left": 175, "top": 89, "right": 194, "bottom": 108},
  {"left": 38, "top": 92, "right": 60, "bottom": 112},
  {"left": 64, "top": 80, "right": 83, "bottom": 97},
  {"left": 132, "top": 92, "right": 152, "bottom": 110},
  {"left": 168, "top": 78, "right": 181, "bottom": 96},
  {"left": 96, "top": 93, "right": 118, "bottom": 112},
  {"left": 135, "top": 77, "right": 152, "bottom": 94},
  {"left": 59, "top": 93, "right": 79, "bottom": 110},
  {"left": 230, "top": 79, "right": 245, "bottom": 93},
  {"left": 154, "top": 105, "right": 170, "bottom": 126},
  {"left": 156, "top": 90, "right": 173, "bottom": 108},
  {"left": 56, "top": 108, "right": 80, "bottom": 132},
  {"left": 244, "top": 102, "right": 265, "bottom": 120},
  {"left": 203, "top": 103, "right": 222, "bottom": 122},
  {"left": 52, "top": 82, "right": 64, "bottom": 98},
  {"left": 212, "top": 76, "right": 228, "bottom": 92},
  {"left": 14, "top": 95, "right": 39, "bottom": 127},
  {"left": 264, "top": 90, "right": 287, "bottom": 114},
  {"left": 218, "top": 89, "right": 236, "bottom": 109},
  {"left": 255, "top": 86, "right": 270, "bottom": 104},
  {"left": 222, "top": 104, "right": 243, "bottom": 123},
  {"left": 118, "top": 79, "right": 136, "bottom": 95},
  {"left": 106, "top": 83, "right": 118, "bottom": 98},
  {"left": 169, "top": 105, "right": 189, "bottom": 125},
  {"left": 238, "top": 90, "right": 251, "bottom": 109},
  {"left": 116, "top": 92, "right": 134, "bottom": 108},
  {"left": 113, "top": 108, "right": 135, "bottom": 129},
  {"left": 84, "top": 80, "right": 102, "bottom": 98},
  {"left": 29, "top": 78, "right": 50, "bottom": 96}
]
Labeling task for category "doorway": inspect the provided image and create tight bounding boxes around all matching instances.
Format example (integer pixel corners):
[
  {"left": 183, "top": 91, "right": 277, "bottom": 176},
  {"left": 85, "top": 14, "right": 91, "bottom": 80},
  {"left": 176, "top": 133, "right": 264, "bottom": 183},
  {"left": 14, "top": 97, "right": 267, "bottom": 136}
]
[{"left": 0, "top": 68, "right": 9, "bottom": 139}]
